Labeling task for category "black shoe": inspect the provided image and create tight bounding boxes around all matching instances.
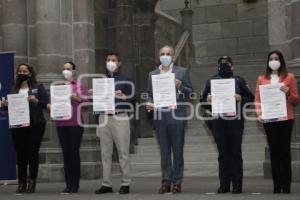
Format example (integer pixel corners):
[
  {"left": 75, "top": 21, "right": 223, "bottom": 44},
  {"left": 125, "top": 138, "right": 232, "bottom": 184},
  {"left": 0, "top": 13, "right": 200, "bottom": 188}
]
[
  {"left": 95, "top": 186, "right": 113, "bottom": 194},
  {"left": 69, "top": 185, "right": 78, "bottom": 193},
  {"left": 232, "top": 187, "right": 242, "bottom": 194},
  {"left": 26, "top": 178, "right": 36, "bottom": 193},
  {"left": 16, "top": 183, "right": 27, "bottom": 193},
  {"left": 273, "top": 189, "right": 281, "bottom": 193},
  {"left": 282, "top": 186, "right": 291, "bottom": 194},
  {"left": 217, "top": 186, "right": 230, "bottom": 193},
  {"left": 282, "top": 189, "right": 291, "bottom": 194},
  {"left": 273, "top": 184, "right": 282, "bottom": 193},
  {"left": 61, "top": 187, "right": 71, "bottom": 194},
  {"left": 119, "top": 186, "right": 130, "bottom": 194}
]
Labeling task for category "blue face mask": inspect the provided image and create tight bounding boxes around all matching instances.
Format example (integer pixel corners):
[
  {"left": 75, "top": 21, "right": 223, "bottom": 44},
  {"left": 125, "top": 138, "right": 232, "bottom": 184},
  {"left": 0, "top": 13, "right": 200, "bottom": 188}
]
[
  {"left": 218, "top": 63, "right": 233, "bottom": 78},
  {"left": 160, "top": 55, "right": 172, "bottom": 66}
]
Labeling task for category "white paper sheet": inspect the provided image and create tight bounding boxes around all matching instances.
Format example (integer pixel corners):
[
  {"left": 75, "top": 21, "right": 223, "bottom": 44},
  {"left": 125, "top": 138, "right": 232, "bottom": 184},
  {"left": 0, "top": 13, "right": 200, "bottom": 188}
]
[
  {"left": 211, "top": 79, "right": 236, "bottom": 115},
  {"left": 152, "top": 73, "right": 177, "bottom": 109}
]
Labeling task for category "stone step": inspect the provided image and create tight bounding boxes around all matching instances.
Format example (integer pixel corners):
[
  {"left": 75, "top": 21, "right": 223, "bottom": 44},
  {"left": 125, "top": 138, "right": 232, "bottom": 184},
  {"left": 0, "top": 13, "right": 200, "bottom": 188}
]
[
  {"left": 138, "top": 135, "right": 266, "bottom": 145},
  {"left": 135, "top": 143, "right": 266, "bottom": 155},
  {"left": 131, "top": 152, "right": 265, "bottom": 163},
  {"left": 80, "top": 134, "right": 99, "bottom": 147},
  {"left": 38, "top": 162, "right": 102, "bottom": 182},
  {"left": 184, "top": 128, "right": 265, "bottom": 137},
  {"left": 39, "top": 147, "right": 100, "bottom": 163},
  {"left": 129, "top": 161, "right": 264, "bottom": 177}
]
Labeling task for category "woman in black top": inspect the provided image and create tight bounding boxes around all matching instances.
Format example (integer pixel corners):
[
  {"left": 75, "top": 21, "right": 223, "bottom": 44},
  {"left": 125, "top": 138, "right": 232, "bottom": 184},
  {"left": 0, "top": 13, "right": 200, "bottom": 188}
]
[{"left": 1, "top": 63, "right": 49, "bottom": 193}]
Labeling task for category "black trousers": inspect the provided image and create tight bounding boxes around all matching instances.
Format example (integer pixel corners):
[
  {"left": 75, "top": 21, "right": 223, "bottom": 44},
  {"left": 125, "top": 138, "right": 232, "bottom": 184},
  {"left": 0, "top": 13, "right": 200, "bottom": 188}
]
[
  {"left": 211, "top": 118, "right": 244, "bottom": 188},
  {"left": 11, "top": 124, "right": 45, "bottom": 184},
  {"left": 263, "top": 120, "right": 293, "bottom": 190},
  {"left": 56, "top": 126, "right": 83, "bottom": 188}
]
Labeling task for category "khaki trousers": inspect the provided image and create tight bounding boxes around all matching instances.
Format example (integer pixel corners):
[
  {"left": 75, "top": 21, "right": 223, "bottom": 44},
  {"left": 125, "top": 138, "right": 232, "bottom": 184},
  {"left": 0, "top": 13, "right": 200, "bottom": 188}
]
[{"left": 96, "top": 113, "right": 131, "bottom": 187}]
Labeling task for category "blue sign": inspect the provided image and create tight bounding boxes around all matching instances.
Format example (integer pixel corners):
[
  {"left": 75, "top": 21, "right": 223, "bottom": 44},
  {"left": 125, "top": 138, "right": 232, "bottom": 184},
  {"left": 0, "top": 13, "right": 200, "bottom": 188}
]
[{"left": 0, "top": 52, "right": 16, "bottom": 181}]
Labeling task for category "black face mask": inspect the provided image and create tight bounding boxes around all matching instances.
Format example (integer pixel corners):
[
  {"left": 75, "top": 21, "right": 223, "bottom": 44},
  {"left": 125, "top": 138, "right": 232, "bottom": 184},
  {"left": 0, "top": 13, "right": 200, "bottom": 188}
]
[
  {"left": 17, "top": 74, "right": 30, "bottom": 82},
  {"left": 218, "top": 63, "right": 233, "bottom": 78}
]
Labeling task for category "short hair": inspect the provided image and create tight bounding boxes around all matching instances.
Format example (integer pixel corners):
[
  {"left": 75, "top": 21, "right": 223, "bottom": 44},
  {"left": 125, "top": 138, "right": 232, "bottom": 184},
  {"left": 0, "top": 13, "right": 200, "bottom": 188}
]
[
  {"left": 106, "top": 52, "right": 121, "bottom": 62},
  {"left": 159, "top": 45, "right": 175, "bottom": 56},
  {"left": 64, "top": 61, "right": 76, "bottom": 70},
  {"left": 218, "top": 56, "right": 233, "bottom": 65}
]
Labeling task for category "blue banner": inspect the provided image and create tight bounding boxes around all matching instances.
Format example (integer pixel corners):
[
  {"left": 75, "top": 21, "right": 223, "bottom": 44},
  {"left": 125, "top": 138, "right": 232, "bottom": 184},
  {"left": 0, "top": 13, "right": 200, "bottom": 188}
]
[{"left": 0, "top": 52, "right": 16, "bottom": 181}]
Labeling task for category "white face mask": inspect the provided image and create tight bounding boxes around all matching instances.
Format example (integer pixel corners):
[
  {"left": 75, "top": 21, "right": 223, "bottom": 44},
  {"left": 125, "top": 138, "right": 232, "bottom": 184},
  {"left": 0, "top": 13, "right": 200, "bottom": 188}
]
[
  {"left": 62, "top": 70, "right": 73, "bottom": 80},
  {"left": 268, "top": 60, "right": 281, "bottom": 71},
  {"left": 160, "top": 55, "right": 172, "bottom": 66},
  {"left": 106, "top": 61, "right": 118, "bottom": 72}
]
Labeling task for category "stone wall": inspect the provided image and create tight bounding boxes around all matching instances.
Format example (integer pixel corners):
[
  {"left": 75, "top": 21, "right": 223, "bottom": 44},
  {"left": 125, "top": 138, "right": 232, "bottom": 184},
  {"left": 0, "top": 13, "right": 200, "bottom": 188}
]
[
  {"left": 94, "top": 0, "right": 109, "bottom": 74},
  {"left": 155, "top": 0, "right": 269, "bottom": 103},
  {"left": 157, "top": 0, "right": 269, "bottom": 65},
  {"left": 1, "top": 0, "right": 28, "bottom": 66}
]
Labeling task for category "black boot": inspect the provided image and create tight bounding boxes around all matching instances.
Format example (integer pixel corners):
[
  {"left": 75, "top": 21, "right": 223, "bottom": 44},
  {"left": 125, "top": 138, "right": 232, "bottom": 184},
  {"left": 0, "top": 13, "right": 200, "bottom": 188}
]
[
  {"left": 26, "top": 179, "right": 36, "bottom": 193},
  {"left": 217, "top": 185, "right": 230, "bottom": 193},
  {"left": 282, "top": 183, "right": 291, "bottom": 194},
  {"left": 61, "top": 184, "right": 71, "bottom": 194},
  {"left": 273, "top": 182, "right": 282, "bottom": 193},
  {"left": 16, "top": 182, "right": 27, "bottom": 193},
  {"left": 232, "top": 186, "right": 242, "bottom": 194}
]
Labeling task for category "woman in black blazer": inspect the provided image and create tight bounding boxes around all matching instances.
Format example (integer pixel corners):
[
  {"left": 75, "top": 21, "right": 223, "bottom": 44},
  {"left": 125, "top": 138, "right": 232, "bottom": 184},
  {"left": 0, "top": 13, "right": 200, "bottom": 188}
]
[{"left": 1, "top": 63, "right": 49, "bottom": 193}]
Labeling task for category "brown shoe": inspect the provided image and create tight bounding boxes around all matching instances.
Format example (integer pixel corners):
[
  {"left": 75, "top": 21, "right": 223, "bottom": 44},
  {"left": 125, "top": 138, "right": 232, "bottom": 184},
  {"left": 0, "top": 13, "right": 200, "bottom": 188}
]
[
  {"left": 16, "top": 183, "right": 27, "bottom": 193},
  {"left": 26, "top": 179, "right": 36, "bottom": 193},
  {"left": 158, "top": 184, "right": 171, "bottom": 194},
  {"left": 172, "top": 184, "right": 181, "bottom": 193}
]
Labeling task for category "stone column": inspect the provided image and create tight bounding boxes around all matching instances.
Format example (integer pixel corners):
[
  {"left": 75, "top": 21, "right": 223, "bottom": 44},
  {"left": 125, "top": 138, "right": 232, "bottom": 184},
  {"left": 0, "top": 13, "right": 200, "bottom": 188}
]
[
  {"left": 265, "top": 0, "right": 300, "bottom": 182},
  {"left": 73, "top": 0, "right": 95, "bottom": 75},
  {"left": 134, "top": 0, "right": 157, "bottom": 138},
  {"left": 2, "top": 0, "right": 28, "bottom": 65},
  {"left": 180, "top": 2, "right": 194, "bottom": 68},
  {"left": 94, "top": 0, "right": 109, "bottom": 74},
  {"left": 27, "top": 0, "right": 38, "bottom": 69},
  {"left": 59, "top": 0, "right": 73, "bottom": 64},
  {"left": 268, "top": 0, "right": 289, "bottom": 57},
  {"left": 180, "top": 3, "right": 193, "bottom": 36},
  {"left": 114, "top": 0, "right": 135, "bottom": 78},
  {"left": 36, "top": 0, "right": 61, "bottom": 74}
]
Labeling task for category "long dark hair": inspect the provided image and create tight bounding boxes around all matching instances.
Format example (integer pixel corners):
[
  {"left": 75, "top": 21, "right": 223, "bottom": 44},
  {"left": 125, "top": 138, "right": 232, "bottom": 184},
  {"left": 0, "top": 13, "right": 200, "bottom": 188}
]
[
  {"left": 13, "top": 63, "right": 37, "bottom": 92},
  {"left": 265, "top": 50, "right": 288, "bottom": 79}
]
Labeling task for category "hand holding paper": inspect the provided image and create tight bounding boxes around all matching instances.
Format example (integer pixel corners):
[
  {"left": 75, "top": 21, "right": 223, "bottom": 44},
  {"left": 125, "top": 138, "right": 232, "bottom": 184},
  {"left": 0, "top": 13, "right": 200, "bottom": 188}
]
[
  {"left": 259, "top": 83, "right": 287, "bottom": 121},
  {"left": 50, "top": 85, "right": 72, "bottom": 120},
  {"left": 211, "top": 79, "right": 236, "bottom": 115},
  {"left": 152, "top": 73, "right": 177, "bottom": 109},
  {"left": 7, "top": 93, "right": 30, "bottom": 128}
]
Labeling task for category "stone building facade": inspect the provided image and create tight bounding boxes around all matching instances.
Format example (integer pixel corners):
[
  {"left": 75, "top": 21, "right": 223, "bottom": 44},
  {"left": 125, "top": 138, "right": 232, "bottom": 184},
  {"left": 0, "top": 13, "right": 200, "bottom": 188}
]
[{"left": 0, "top": 0, "right": 300, "bottom": 182}]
